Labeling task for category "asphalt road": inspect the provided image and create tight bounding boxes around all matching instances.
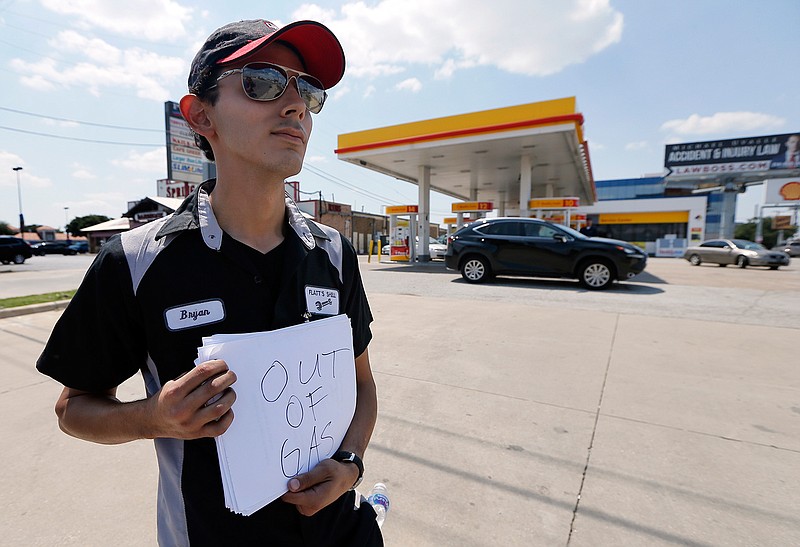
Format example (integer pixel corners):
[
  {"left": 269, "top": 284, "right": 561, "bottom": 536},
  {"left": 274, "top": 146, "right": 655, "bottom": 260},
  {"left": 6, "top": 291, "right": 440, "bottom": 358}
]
[
  {"left": 0, "top": 254, "right": 95, "bottom": 298},
  {"left": 4, "top": 253, "right": 800, "bottom": 327},
  {"left": 2, "top": 252, "right": 799, "bottom": 546}
]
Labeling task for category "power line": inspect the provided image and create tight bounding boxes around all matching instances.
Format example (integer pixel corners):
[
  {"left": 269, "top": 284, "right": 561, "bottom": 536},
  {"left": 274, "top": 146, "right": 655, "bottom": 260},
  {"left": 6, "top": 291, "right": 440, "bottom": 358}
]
[
  {"left": 0, "top": 125, "right": 162, "bottom": 146},
  {"left": 303, "top": 163, "right": 452, "bottom": 216},
  {"left": 303, "top": 163, "right": 403, "bottom": 206},
  {"left": 0, "top": 106, "right": 161, "bottom": 132}
]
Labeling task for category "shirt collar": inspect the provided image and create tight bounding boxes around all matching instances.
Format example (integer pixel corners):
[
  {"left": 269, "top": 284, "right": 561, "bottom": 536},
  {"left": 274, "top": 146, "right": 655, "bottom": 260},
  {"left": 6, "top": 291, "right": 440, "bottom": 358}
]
[{"left": 156, "top": 179, "right": 329, "bottom": 251}]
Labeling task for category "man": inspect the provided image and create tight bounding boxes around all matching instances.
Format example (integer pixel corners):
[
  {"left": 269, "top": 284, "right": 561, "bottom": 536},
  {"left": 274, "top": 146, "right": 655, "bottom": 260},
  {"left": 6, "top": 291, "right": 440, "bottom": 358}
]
[
  {"left": 770, "top": 134, "right": 800, "bottom": 169},
  {"left": 36, "top": 19, "right": 382, "bottom": 546},
  {"left": 580, "top": 218, "right": 598, "bottom": 237}
]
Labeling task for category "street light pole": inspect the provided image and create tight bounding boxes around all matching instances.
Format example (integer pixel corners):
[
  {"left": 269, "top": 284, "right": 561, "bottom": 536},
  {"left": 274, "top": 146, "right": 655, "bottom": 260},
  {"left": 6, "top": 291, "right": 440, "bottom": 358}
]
[
  {"left": 12, "top": 167, "right": 24, "bottom": 235},
  {"left": 64, "top": 206, "right": 70, "bottom": 242}
]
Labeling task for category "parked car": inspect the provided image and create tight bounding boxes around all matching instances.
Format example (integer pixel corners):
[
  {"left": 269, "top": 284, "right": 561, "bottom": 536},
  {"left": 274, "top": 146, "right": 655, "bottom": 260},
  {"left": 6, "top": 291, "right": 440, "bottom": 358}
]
[
  {"left": 382, "top": 236, "right": 448, "bottom": 260},
  {"left": 67, "top": 241, "right": 89, "bottom": 254},
  {"left": 444, "top": 217, "right": 647, "bottom": 289},
  {"left": 31, "top": 241, "right": 74, "bottom": 256},
  {"left": 771, "top": 240, "right": 800, "bottom": 257},
  {"left": 0, "top": 236, "right": 33, "bottom": 264},
  {"left": 683, "top": 239, "right": 790, "bottom": 269}
]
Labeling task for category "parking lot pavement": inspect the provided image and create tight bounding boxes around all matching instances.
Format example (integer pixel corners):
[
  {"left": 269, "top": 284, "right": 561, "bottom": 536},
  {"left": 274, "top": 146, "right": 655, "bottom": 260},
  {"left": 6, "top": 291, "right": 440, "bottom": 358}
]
[{"left": 1, "top": 257, "right": 799, "bottom": 545}]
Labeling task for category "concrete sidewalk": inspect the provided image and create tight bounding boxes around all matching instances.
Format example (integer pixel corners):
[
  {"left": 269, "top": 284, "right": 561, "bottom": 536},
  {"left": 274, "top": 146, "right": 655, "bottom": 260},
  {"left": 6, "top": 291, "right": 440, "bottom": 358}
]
[{"left": 1, "top": 266, "right": 798, "bottom": 545}]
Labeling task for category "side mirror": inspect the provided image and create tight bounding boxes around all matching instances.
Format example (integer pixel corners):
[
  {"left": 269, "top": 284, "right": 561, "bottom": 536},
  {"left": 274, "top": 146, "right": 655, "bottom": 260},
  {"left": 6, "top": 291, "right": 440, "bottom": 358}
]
[{"left": 553, "top": 234, "right": 568, "bottom": 243}]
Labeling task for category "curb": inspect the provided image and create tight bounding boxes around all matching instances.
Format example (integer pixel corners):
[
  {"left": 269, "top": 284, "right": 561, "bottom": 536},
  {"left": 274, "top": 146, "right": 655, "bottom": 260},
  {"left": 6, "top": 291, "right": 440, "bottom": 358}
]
[{"left": 0, "top": 300, "right": 70, "bottom": 319}]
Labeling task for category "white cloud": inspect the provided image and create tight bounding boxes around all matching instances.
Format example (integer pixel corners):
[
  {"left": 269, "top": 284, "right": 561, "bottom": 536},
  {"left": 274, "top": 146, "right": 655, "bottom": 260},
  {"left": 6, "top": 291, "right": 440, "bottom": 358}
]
[
  {"left": 0, "top": 152, "right": 52, "bottom": 189},
  {"left": 396, "top": 78, "right": 422, "bottom": 93},
  {"left": 331, "top": 85, "right": 351, "bottom": 101},
  {"left": 67, "top": 194, "right": 129, "bottom": 217},
  {"left": 661, "top": 112, "right": 786, "bottom": 136},
  {"left": 40, "top": 0, "right": 193, "bottom": 41},
  {"left": 71, "top": 163, "right": 97, "bottom": 180},
  {"left": 10, "top": 31, "right": 185, "bottom": 101},
  {"left": 111, "top": 148, "right": 167, "bottom": 172},
  {"left": 363, "top": 85, "right": 376, "bottom": 99},
  {"left": 56, "top": 30, "right": 121, "bottom": 63},
  {"left": 305, "top": 155, "right": 328, "bottom": 164},
  {"left": 294, "top": 0, "right": 623, "bottom": 78},
  {"left": 625, "top": 141, "right": 648, "bottom": 151}
]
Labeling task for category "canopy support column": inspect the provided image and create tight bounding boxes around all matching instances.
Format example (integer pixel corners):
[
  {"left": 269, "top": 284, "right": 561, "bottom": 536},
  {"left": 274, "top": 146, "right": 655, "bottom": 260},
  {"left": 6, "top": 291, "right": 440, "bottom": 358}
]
[
  {"left": 418, "top": 165, "right": 431, "bottom": 261},
  {"left": 520, "top": 155, "right": 532, "bottom": 217}
]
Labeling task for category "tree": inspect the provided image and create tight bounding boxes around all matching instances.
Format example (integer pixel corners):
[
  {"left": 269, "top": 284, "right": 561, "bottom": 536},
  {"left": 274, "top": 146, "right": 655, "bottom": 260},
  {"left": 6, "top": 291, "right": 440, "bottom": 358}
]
[
  {"left": 734, "top": 218, "right": 796, "bottom": 248},
  {"left": 0, "top": 221, "right": 13, "bottom": 235},
  {"left": 67, "top": 215, "right": 112, "bottom": 236}
]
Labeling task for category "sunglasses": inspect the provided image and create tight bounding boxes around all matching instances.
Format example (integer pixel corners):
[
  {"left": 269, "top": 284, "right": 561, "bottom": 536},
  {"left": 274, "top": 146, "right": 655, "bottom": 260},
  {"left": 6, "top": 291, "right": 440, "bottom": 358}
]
[{"left": 209, "top": 62, "right": 327, "bottom": 114}]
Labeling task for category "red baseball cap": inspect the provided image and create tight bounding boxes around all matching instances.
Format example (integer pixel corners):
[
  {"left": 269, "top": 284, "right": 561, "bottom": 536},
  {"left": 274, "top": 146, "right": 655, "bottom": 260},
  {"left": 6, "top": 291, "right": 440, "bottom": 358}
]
[{"left": 188, "top": 19, "right": 345, "bottom": 92}]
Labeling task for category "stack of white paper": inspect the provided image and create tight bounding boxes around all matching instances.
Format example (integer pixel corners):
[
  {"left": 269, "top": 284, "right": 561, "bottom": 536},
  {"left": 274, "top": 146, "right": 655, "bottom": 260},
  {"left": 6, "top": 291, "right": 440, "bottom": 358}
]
[{"left": 195, "top": 314, "right": 357, "bottom": 516}]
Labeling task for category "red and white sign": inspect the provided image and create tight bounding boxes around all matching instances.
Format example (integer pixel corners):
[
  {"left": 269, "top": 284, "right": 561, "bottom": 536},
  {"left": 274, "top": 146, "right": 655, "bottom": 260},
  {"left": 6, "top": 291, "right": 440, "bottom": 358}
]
[{"left": 157, "top": 179, "right": 200, "bottom": 199}]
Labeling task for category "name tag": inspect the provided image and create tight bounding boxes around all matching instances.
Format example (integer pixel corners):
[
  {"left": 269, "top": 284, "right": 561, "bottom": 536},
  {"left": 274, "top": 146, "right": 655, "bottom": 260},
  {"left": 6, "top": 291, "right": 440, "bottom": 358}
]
[
  {"left": 305, "top": 286, "right": 339, "bottom": 316},
  {"left": 165, "top": 300, "right": 226, "bottom": 331}
]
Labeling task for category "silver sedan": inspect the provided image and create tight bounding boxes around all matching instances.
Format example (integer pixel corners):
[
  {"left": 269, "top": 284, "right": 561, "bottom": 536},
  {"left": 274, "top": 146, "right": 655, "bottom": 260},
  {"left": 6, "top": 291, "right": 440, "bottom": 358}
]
[{"left": 683, "top": 239, "right": 790, "bottom": 269}]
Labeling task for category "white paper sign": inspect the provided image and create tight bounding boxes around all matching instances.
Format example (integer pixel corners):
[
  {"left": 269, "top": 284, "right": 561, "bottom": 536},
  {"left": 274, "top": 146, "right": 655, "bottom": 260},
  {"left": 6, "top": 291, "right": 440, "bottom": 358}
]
[{"left": 195, "top": 314, "right": 356, "bottom": 516}]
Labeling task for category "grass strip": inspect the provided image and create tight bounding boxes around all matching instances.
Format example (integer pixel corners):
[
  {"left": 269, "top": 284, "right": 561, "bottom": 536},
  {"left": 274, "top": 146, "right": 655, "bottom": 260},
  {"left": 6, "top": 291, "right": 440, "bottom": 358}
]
[{"left": 0, "top": 290, "right": 76, "bottom": 309}]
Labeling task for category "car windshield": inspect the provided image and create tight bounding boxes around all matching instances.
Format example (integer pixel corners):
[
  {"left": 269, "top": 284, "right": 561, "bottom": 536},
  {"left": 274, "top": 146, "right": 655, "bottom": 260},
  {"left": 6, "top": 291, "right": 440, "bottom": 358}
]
[{"left": 731, "top": 239, "right": 764, "bottom": 250}]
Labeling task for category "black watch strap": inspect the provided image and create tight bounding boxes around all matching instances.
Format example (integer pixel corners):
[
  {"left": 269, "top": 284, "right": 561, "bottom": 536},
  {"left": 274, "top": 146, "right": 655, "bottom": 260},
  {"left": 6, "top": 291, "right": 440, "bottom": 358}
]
[{"left": 331, "top": 450, "right": 364, "bottom": 490}]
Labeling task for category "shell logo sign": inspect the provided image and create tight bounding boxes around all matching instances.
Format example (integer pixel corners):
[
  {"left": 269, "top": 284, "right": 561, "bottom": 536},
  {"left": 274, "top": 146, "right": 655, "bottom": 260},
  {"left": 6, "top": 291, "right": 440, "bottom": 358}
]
[
  {"left": 779, "top": 181, "right": 800, "bottom": 201},
  {"left": 385, "top": 205, "right": 419, "bottom": 215}
]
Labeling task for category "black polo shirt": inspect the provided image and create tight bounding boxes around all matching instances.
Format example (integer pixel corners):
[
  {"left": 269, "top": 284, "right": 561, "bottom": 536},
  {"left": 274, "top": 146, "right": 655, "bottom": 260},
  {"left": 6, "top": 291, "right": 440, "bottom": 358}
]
[{"left": 37, "top": 180, "right": 380, "bottom": 546}]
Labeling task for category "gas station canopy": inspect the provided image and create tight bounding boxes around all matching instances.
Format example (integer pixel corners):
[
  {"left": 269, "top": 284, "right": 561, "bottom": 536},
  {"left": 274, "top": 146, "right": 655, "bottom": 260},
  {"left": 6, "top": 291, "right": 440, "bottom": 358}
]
[{"left": 335, "top": 97, "right": 596, "bottom": 212}]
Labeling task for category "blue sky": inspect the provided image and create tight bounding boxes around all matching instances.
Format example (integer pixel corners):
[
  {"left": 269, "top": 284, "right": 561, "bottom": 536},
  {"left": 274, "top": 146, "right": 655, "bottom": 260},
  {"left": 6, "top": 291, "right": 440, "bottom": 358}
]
[{"left": 1, "top": 0, "right": 798, "bottom": 230}]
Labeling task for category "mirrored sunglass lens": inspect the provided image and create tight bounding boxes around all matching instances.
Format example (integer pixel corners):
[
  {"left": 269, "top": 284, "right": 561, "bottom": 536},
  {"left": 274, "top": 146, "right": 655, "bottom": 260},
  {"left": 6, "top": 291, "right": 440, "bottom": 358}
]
[
  {"left": 242, "top": 66, "right": 286, "bottom": 100},
  {"left": 297, "top": 76, "right": 326, "bottom": 113}
]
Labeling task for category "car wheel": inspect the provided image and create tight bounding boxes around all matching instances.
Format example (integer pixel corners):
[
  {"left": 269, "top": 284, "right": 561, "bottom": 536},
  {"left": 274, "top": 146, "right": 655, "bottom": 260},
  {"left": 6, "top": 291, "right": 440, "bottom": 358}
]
[
  {"left": 769, "top": 266, "right": 779, "bottom": 270},
  {"left": 12, "top": 253, "right": 26, "bottom": 264},
  {"left": 688, "top": 254, "right": 701, "bottom": 266},
  {"left": 579, "top": 259, "right": 614, "bottom": 290},
  {"left": 736, "top": 255, "right": 748, "bottom": 268},
  {"left": 460, "top": 255, "right": 490, "bottom": 283}
]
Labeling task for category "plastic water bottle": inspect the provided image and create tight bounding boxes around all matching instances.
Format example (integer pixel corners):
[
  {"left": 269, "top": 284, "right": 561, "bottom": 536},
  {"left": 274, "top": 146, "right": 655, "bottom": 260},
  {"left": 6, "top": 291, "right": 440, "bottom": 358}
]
[{"left": 367, "top": 482, "right": 390, "bottom": 528}]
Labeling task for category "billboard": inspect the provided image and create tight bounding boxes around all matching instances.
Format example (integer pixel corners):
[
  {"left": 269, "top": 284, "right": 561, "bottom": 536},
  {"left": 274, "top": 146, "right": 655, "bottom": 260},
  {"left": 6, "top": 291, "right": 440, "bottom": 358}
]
[
  {"left": 165, "top": 101, "right": 206, "bottom": 184},
  {"left": 664, "top": 133, "right": 800, "bottom": 176}
]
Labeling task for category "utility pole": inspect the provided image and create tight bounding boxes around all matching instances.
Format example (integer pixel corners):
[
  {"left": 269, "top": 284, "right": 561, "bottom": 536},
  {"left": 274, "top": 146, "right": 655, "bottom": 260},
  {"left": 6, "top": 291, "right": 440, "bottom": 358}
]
[
  {"left": 64, "top": 206, "right": 70, "bottom": 242},
  {"left": 12, "top": 167, "right": 24, "bottom": 235}
]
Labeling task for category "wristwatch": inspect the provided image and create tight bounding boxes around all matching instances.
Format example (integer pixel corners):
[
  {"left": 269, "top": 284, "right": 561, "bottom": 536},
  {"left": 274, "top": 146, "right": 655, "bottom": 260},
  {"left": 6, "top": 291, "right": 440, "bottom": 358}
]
[{"left": 331, "top": 450, "right": 364, "bottom": 490}]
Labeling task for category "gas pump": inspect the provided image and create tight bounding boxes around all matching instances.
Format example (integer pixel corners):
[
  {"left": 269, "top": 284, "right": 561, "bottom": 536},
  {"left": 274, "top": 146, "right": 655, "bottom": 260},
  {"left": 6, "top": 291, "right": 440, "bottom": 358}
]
[{"left": 386, "top": 205, "right": 419, "bottom": 262}]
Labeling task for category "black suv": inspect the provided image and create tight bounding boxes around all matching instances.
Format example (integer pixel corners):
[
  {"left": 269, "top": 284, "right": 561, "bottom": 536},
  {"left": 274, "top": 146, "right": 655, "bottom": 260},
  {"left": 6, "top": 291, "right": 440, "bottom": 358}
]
[
  {"left": 31, "top": 241, "right": 74, "bottom": 255},
  {"left": 445, "top": 217, "right": 647, "bottom": 290},
  {"left": 0, "top": 236, "right": 33, "bottom": 265}
]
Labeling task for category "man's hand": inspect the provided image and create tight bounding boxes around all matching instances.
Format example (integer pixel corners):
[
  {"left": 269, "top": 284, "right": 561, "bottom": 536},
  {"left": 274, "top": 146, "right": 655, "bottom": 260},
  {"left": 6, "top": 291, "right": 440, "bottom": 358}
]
[
  {"left": 280, "top": 458, "right": 359, "bottom": 516},
  {"left": 54, "top": 360, "right": 237, "bottom": 445},
  {"left": 148, "top": 359, "right": 237, "bottom": 439}
]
